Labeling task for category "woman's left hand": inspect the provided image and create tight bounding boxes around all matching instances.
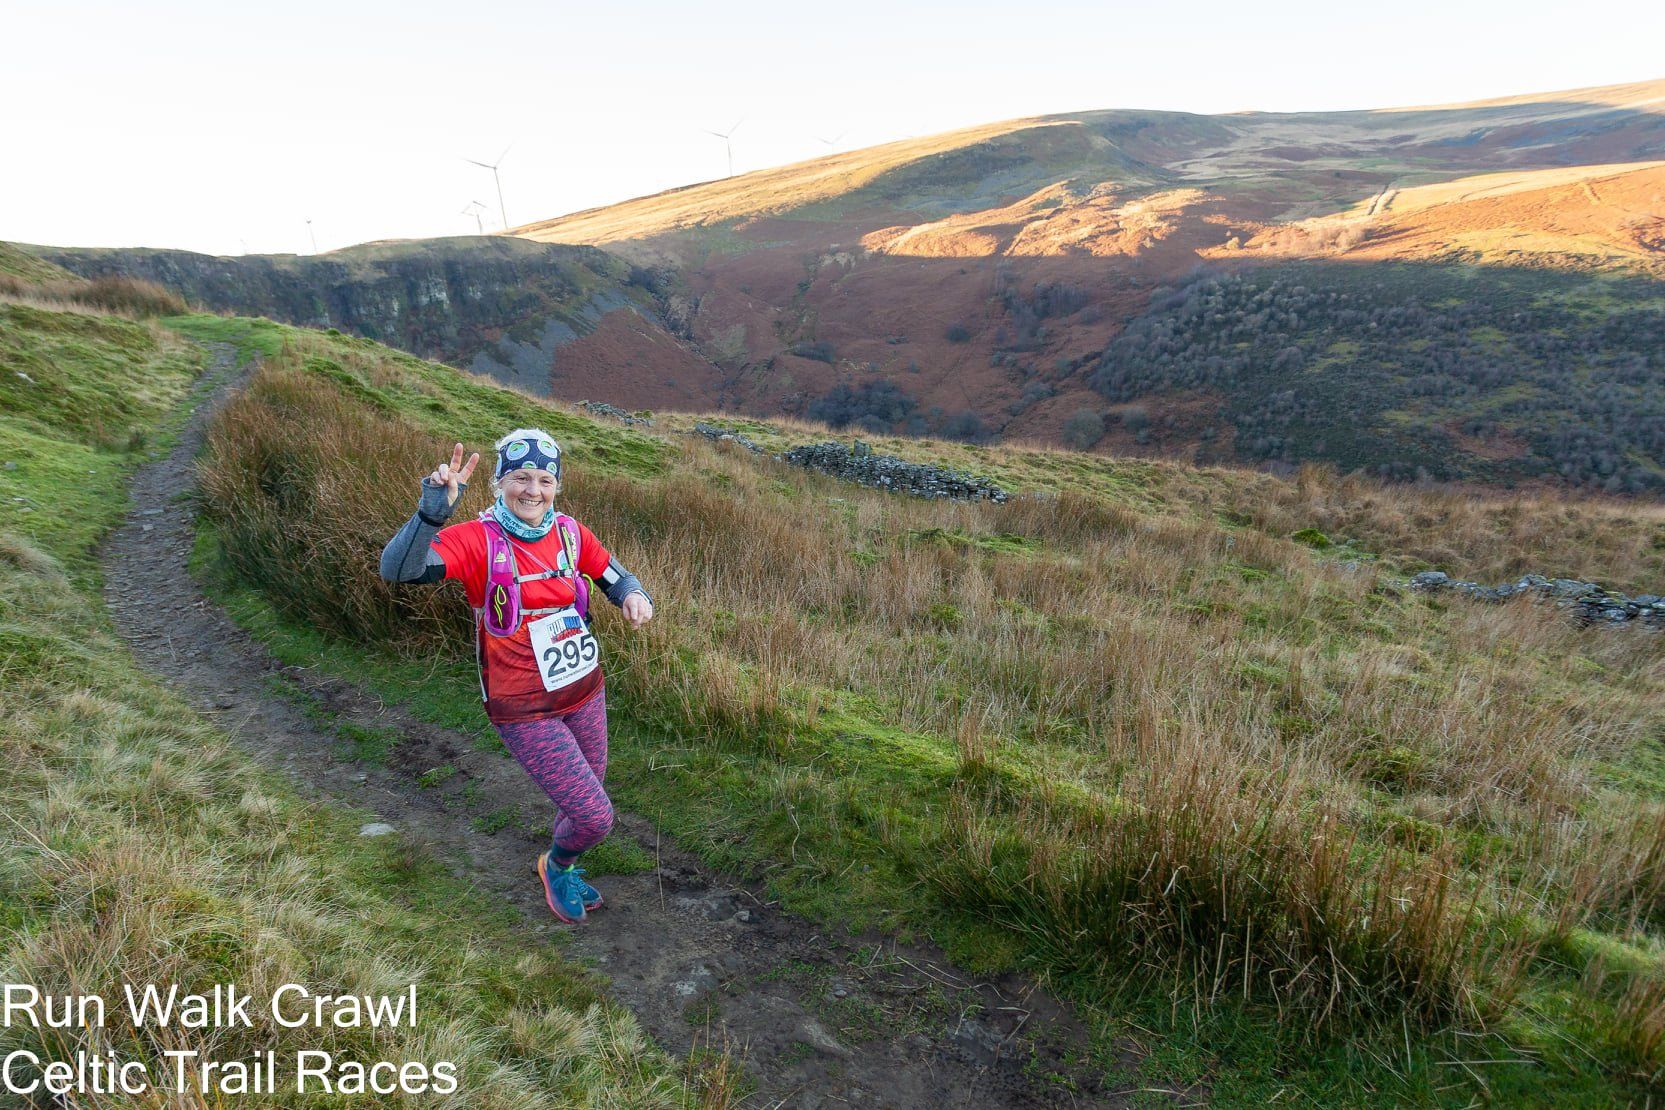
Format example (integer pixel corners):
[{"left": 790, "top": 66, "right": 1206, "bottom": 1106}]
[{"left": 621, "top": 592, "right": 654, "bottom": 629}]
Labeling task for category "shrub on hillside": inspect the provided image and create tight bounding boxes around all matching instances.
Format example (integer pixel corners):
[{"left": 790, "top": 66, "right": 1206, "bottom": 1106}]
[
  {"left": 940, "top": 409, "right": 990, "bottom": 443},
  {"left": 807, "top": 379, "right": 918, "bottom": 431},
  {"left": 1008, "top": 381, "right": 1055, "bottom": 416},
  {"left": 994, "top": 279, "right": 1090, "bottom": 352},
  {"left": 1089, "top": 265, "right": 1665, "bottom": 491},
  {"left": 1061, "top": 408, "right": 1104, "bottom": 449},
  {"left": 202, "top": 363, "right": 471, "bottom": 649},
  {"left": 75, "top": 276, "right": 189, "bottom": 317},
  {"left": 789, "top": 339, "right": 837, "bottom": 363},
  {"left": 944, "top": 322, "right": 971, "bottom": 343}
]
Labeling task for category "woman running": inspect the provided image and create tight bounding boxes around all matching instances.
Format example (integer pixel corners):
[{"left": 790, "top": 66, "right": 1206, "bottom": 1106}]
[{"left": 379, "top": 429, "right": 654, "bottom": 924}]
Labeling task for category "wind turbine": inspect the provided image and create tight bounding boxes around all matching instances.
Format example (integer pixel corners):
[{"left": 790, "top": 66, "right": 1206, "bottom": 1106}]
[
  {"left": 464, "top": 145, "right": 513, "bottom": 231},
  {"left": 705, "top": 119, "right": 743, "bottom": 178},
  {"left": 461, "top": 200, "right": 487, "bottom": 235},
  {"left": 816, "top": 129, "right": 848, "bottom": 148},
  {"left": 306, "top": 219, "right": 318, "bottom": 254}
]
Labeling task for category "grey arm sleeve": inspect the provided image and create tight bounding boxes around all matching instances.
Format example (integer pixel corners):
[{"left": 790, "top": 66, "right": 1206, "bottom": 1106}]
[
  {"left": 378, "top": 479, "right": 455, "bottom": 584},
  {"left": 598, "top": 556, "right": 650, "bottom": 607}
]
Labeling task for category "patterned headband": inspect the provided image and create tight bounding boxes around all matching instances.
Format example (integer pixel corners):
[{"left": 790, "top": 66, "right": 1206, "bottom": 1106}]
[{"left": 494, "top": 433, "right": 562, "bottom": 480}]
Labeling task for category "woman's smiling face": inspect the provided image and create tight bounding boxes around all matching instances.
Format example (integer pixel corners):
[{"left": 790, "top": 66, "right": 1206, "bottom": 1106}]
[{"left": 498, "top": 468, "right": 559, "bottom": 525}]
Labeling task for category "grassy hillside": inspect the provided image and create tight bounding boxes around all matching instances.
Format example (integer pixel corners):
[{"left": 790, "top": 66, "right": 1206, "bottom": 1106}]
[
  {"left": 1089, "top": 262, "right": 1665, "bottom": 492},
  {"left": 514, "top": 81, "right": 1665, "bottom": 247},
  {"left": 0, "top": 241, "right": 73, "bottom": 282},
  {"left": 194, "top": 318, "right": 1665, "bottom": 1103},
  {"left": 22, "top": 236, "right": 724, "bottom": 408},
  {"left": 0, "top": 302, "right": 724, "bottom": 1105},
  {"left": 0, "top": 305, "right": 201, "bottom": 581}
]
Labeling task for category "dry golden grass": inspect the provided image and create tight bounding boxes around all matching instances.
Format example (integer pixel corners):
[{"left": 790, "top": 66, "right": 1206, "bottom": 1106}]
[
  {"left": 509, "top": 118, "right": 1076, "bottom": 246},
  {"left": 201, "top": 334, "right": 1665, "bottom": 1037},
  {"left": 0, "top": 273, "right": 187, "bottom": 318}
]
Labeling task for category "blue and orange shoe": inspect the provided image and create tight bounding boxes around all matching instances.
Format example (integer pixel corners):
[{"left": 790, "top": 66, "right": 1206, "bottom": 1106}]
[
  {"left": 535, "top": 851, "right": 588, "bottom": 924},
  {"left": 574, "top": 867, "right": 603, "bottom": 912}
]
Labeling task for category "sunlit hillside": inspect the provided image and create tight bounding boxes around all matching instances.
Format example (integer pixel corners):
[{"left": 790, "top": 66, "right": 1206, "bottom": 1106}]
[
  {"left": 514, "top": 78, "right": 1665, "bottom": 250},
  {"left": 496, "top": 80, "right": 1665, "bottom": 482},
  {"left": 25, "top": 79, "right": 1665, "bottom": 490}
]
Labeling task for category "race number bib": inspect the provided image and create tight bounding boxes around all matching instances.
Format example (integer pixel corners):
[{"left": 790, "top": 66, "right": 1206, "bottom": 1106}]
[{"left": 526, "top": 606, "right": 600, "bottom": 692}]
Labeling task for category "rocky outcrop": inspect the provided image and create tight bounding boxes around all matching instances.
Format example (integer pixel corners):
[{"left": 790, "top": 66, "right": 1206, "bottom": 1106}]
[
  {"left": 692, "top": 422, "right": 766, "bottom": 453},
  {"left": 689, "top": 425, "right": 1008, "bottom": 502},
  {"left": 32, "top": 237, "right": 675, "bottom": 397},
  {"left": 1409, "top": 570, "right": 1664, "bottom": 626},
  {"left": 782, "top": 440, "right": 1009, "bottom": 502},
  {"left": 578, "top": 400, "right": 654, "bottom": 427}
]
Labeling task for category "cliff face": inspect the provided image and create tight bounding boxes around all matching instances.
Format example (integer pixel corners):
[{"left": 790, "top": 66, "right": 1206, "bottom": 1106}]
[{"left": 34, "top": 236, "right": 708, "bottom": 399}]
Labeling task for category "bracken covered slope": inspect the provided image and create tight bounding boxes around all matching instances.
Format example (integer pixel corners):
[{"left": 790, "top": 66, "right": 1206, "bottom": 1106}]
[{"left": 508, "top": 79, "right": 1665, "bottom": 490}]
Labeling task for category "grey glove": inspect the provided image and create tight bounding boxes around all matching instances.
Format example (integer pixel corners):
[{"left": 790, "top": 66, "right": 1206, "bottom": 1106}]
[
  {"left": 417, "top": 476, "right": 460, "bottom": 526},
  {"left": 380, "top": 479, "right": 459, "bottom": 583}
]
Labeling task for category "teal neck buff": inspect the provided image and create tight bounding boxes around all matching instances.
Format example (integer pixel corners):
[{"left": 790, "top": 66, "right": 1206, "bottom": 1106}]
[{"left": 490, "top": 496, "right": 555, "bottom": 541}]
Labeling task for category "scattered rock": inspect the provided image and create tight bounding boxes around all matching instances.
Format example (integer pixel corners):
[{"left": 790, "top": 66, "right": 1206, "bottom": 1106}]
[
  {"left": 951, "top": 1018, "right": 1006, "bottom": 1066},
  {"left": 358, "top": 822, "right": 395, "bottom": 837},
  {"left": 691, "top": 422, "right": 766, "bottom": 454},
  {"left": 1409, "top": 570, "right": 1663, "bottom": 627},
  {"left": 782, "top": 442, "right": 1009, "bottom": 503},
  {"left": 670, "top": 963, "right": 720, "bottom": 1002},
  {"left": 797, "top": 1018, "right": 852, "bottom": 1059},
  {"left": 576, "top": 400, "right": 652, "bottom": 426}
]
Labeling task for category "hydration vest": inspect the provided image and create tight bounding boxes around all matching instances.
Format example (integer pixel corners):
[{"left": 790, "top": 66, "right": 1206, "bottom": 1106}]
[
  {"left": 478, "top": 512, "right": 590, "bottom": 637},
  {"left": 474, "top": 514, "right": 592, "bottom": 705}
]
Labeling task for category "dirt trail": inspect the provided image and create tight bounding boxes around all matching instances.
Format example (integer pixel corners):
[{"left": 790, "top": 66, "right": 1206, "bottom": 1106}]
[{"left": 101, "top": 343, "right": 1127, "bottom": 1108}]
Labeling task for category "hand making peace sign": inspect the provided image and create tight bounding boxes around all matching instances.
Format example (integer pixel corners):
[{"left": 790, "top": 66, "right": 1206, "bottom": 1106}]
[{"left": 427, "top": 442, "right": 481, "bottom": 507}]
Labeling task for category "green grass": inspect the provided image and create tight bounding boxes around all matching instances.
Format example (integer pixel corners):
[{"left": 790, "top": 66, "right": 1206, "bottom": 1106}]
[
  {"left": 0, "top": 304, "right": 202, "bottom": 585},
  {"left": 0, "top": 241, "right": 74, "bottom": 282},
  {"left": 0, "top": 303, "right": 725, "bottom": 1106},
  {"left": 164, "top": 312, "right": 290, "bottom": 361},
  {"left": 244, "top": 320, "right": 670, "bottom": 481}
]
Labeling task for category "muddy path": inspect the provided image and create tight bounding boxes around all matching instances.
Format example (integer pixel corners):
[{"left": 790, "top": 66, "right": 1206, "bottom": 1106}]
[{"left": 101, "top": 343, "right": 1129, "bottom": 1108}]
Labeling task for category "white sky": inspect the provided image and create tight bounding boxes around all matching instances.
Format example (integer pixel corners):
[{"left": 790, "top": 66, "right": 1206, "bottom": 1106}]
[{"left": 5, "top": 0, "right": 1661, "bottom": 256}]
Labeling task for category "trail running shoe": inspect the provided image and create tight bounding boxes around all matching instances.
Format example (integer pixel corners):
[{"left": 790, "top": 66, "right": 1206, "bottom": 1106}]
[
  {"left": 571, "top": 867, "right": 603, "bottom": 911},
  {"left": 535, "top": 851, "right": 587, "bottom": 924}
]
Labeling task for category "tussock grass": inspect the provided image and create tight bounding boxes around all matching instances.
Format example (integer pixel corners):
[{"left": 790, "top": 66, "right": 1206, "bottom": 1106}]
[
  {"left": 666, "top": 414, "right": 1665, "bottom": 596},
  {"left": 200, "top": 324, "right": 1665, "bottom": 1098},
  {"left": 0, "top": 273, "right": 188, "bottom": 318}
]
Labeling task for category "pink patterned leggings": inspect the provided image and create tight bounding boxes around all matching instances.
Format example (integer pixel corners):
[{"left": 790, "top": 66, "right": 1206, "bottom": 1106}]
[{"left": 494, "top": 687, "right": 613, "bottom": 865}]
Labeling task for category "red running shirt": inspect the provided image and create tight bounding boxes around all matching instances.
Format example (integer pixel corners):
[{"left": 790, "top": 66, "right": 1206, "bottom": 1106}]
[{"left": 430, "top": 517, "right": 613, "bottom": 723}]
